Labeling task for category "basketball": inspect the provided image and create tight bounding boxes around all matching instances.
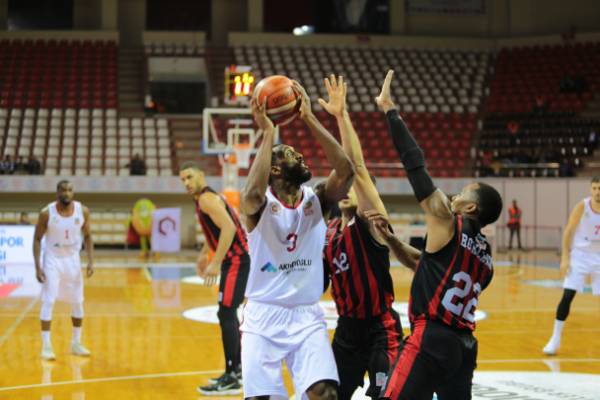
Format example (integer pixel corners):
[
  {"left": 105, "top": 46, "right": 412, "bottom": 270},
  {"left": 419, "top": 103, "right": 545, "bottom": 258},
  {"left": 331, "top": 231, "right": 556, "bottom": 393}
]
[{"left": 252, "top": 75, "right": 301, "bottom": 126}]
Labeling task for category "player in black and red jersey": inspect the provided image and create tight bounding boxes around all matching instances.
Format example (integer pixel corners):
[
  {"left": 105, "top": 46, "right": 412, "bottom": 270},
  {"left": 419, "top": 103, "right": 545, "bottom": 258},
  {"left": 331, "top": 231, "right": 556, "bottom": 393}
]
[
  {"left": 179, "top": 162, "right": 250, "bottom": 396},
  {"left": 319, "top": 75, "right": 422, "bottom": 399},
  {"left": 374, "top": 71, "right": 503, "bottom": 400}
]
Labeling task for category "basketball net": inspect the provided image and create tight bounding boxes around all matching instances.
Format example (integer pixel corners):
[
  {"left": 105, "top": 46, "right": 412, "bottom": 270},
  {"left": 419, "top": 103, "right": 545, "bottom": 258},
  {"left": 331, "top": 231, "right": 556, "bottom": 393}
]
[
  {"left": 220, "top": 143, "right": 253, "bottom": 212},
  {"left": 232, "top": 143, "right": 252, "bottom": 169}
]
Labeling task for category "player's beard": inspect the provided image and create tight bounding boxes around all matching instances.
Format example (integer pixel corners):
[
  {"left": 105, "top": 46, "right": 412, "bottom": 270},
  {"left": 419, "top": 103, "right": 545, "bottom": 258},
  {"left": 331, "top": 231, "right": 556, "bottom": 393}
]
[
  {"left": 59, "top": 197, "right": 72, "bottom": 206},
  {"left": 282, "top": 163, "right": 311, "bottom": 186}
]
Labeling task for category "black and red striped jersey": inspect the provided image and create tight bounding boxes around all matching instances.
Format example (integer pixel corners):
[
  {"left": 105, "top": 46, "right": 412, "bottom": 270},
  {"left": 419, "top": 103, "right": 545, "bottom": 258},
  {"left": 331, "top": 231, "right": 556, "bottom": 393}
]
[
  {"left": 409, "top": 215, "right": 493, "bottom": 331},
  {"left": 324, "top": 213, "right": 395, "bottom": 319},
  {"left": 195, "top": 186, "right": 249, "bottom": 260}
]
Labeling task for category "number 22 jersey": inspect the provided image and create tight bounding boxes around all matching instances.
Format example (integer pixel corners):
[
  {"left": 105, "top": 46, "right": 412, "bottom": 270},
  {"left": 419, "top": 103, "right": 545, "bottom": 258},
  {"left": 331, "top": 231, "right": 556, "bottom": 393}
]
[
  {"left": 245, "top": 185, "right": 327, "bottom": 306},
  {"left": 409, "top": 215, "right": 493, "bottom": 331}
]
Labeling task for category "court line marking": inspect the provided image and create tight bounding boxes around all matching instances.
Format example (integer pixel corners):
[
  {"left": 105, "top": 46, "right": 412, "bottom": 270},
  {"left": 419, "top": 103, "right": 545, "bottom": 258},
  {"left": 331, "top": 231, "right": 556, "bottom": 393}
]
[
  {"left": 478, "top": 358, "right": 600, "bottom": 364},
  {"left": 0, "top": 296, "right": 37, "bottom": 348},
  {"left": 0, "top": 369, "right": 223, "bottom": 392},
  {"left": 2, "top": 360, "right": 599, "bottom": 392}
]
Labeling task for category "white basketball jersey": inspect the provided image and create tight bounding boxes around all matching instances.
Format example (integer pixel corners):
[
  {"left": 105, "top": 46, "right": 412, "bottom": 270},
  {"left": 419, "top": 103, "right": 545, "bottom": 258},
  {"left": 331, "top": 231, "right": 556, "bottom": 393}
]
[
  {"left": 245, "top": 186, "right": 327, "bottom": 306},
  {"left": 45, "top": 201, "right": 84, "bottom": 257},
  {"left": 572, "top": 197, "right": 600, "bottom": 252}
]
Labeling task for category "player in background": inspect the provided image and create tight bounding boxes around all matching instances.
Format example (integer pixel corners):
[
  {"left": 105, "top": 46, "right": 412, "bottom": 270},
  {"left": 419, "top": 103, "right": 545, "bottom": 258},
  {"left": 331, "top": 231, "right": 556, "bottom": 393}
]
[
  {"left": 543, "top": 176, "right": 600, "bottom": 355},
  {"left": 33, "top": 180, "right": 94, "bottom": 361},
  {"left": 179, "top": 163, "right": 250, "bottom": 395},
  {"left": 239, "top": 81, "right": 355, "bottom": 400},
  {"left": 319, "top": 74, "right": 420, "bottom": 399},
  {"left": 376, "top": 70, "right": 503, "bottom": 400}
]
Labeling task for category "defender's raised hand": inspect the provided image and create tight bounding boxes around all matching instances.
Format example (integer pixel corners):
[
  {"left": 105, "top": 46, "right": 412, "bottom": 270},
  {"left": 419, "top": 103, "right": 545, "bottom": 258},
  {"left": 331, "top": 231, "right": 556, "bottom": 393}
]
[
  {"left": 318, "top": 74, "right": 347, "bottom": 118},
  {"left": 375, "top": 70, "right": 396, "bottom": 113}
]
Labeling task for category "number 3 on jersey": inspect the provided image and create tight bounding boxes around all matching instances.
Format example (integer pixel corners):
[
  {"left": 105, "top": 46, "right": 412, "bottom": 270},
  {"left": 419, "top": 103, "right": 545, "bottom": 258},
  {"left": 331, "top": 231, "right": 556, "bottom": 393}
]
[
  {"left": 441, "top": 271, "right": 481, "bottom": 323},
  {"left": 286, "top": 233, "right": 298, "bottom": 252}
]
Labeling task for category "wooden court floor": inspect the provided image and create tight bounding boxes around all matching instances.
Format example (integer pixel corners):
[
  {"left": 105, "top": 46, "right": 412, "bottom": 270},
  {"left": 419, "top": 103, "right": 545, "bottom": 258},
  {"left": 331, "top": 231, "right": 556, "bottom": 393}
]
[{"left": 0, "top": 250, "right": 599, "bottom": 399}]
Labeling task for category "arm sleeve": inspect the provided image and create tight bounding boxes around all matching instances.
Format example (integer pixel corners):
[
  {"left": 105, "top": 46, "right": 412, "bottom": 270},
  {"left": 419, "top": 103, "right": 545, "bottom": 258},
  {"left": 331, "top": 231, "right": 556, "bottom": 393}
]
[{"left": 385, "top": 110, "right": 436, "bottom": 202}]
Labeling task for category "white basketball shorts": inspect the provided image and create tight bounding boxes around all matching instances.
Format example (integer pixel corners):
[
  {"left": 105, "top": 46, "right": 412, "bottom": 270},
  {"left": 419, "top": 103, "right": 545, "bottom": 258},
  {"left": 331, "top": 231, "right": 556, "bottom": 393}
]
[
  {"left": 565, "top": 248, "right": 600, "bottom": 295},
  {"left": 41, "top": 252, "right": 84, "bottom": 303},
  {"left": 240, "top": 301, "right": 339, "bottom": 399}
]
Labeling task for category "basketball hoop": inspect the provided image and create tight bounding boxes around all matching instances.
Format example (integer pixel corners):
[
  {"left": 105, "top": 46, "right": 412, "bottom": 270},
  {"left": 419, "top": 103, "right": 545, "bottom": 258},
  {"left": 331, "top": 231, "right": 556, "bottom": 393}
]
[{"left": 232, "top": 143, "right": 252, "bottom": 169}]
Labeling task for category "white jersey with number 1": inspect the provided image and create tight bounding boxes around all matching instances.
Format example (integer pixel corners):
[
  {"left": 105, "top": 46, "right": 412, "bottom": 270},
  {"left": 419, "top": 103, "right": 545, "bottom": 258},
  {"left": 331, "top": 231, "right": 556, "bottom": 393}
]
[
  {"left": 44, "top": 201, "right": 84, "bottom": 257},
  {"left": 245, "top": 185, "right": 326, "bottom": 306}
]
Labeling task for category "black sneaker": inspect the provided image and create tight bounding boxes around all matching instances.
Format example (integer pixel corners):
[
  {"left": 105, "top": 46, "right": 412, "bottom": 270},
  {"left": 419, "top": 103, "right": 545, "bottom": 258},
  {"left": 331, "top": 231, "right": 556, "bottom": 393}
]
[
  {"left": 197, "top": 373, "right": 242, "bottom": 396},
  {"left": 207, "top": 368, "right": 242, "bottom": 384}
]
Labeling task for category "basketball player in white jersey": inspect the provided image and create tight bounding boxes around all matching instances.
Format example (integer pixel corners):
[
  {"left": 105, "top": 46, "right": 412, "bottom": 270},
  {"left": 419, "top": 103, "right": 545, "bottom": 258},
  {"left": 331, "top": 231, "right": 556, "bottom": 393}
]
[
  {"left": 240, "top": 79, "right": 355, "bottom": 400},
  {"left": 543, "top": 176, "right": 600, "bottom": 355},
  {"left": 33, "top": 180, "right": 94, "bottom": 360}
]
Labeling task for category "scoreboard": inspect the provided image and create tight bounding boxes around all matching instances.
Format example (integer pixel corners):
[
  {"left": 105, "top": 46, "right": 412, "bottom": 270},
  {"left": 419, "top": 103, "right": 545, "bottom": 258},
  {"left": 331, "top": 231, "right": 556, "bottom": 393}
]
[{"left": 224, "top": 65, "right": 254, "bottom": 105}]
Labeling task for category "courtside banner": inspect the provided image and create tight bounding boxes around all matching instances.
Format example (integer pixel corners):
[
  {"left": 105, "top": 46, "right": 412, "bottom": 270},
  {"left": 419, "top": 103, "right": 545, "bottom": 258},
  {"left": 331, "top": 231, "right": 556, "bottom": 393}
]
[
  {"left": 0, "top": 225, "right": 35, "bottom": 264},
  {"left": 151, "top": 208, "right": 181, "bottom": 253}
]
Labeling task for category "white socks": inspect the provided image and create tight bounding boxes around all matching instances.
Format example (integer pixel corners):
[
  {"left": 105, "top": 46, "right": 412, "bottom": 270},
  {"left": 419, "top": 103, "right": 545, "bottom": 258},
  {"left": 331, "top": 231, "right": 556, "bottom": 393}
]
[
  {"left": 552, "top": 319, "right": 565, "bottom": 341},
  {"left": 72, "top": 327, "right": 82, "bottom": 344},
  {"left": 41, "top": 331, "right": 51, "bottom": 345},
  {"left": 543, "top": 319, "right": 564, "bottom": 355}
]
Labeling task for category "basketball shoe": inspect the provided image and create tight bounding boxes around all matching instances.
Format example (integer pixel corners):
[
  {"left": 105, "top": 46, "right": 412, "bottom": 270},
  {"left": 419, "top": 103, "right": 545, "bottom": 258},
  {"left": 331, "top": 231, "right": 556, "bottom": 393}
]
[
  {"left": 197, "top": 372, "right": 242, "bottom": 396},
  {"left": 71, "top": 342, "right": 91, "bottom": 357},
  {"left": 543, "top": 337, "right": 560, "bottom": 355},
  {"left": 41, "top": 343, "right": 56, "bottom": 361},
  {"left": 208, "top": 366, "right": 242, "bottom": 384}
]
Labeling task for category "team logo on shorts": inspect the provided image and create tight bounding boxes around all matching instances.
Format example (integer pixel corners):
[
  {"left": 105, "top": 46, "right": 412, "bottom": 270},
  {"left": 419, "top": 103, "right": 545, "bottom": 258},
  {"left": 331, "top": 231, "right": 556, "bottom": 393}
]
[
  {"left": 303, "top": 201, "right": 314, "bottom": 216},
  {"left": 270, "top": 203, "right": 281, "bottom": 215}
]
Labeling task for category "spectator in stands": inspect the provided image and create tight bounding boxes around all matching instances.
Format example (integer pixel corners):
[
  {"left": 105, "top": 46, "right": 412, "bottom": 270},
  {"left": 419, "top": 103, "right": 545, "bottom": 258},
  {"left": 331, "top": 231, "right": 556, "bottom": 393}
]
[
  {"left": 559, "top": 160, "right": 575, "bottom": 177},
  {"left": 1, "top": 155, "right": 15, "bottom": 174},
  {"left": 128, "top": 153, "right": 147, "bottom": 176},
  {"left": 18, "top": 212, "right": 31, "bottom": 225},
  {"left": 27, "top": 156, "right": 42, "bottom": 175},
  {"left": 533, "top": 95, "right": 547, "bottom": 115},
  {"left": 589, "top": 130, "right": 597, "bottom": 147},
  {"left": 13, "top": 156, "right": 28, "bottom": 175},
  {"left": 144, "top": 93, "right": 157, "bottom": 116}
]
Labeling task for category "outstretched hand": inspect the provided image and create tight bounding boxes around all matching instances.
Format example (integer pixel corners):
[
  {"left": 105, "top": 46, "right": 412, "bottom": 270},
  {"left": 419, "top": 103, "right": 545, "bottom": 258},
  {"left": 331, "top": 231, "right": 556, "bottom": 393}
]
[
  {"left": 252, "top": 96, "right": 275, "bottom": 131},
  {"left": 292, "top": 81, "right": 313, "bottom": 120},
  {"left": 318, "top": 74, "right": 347, "bottom": 118},
  {"left": 375, "top": 70, "right": 396, "bottom": 113},
  {"left": 364, "top": 209, "right": 394, "bottom": 241}
]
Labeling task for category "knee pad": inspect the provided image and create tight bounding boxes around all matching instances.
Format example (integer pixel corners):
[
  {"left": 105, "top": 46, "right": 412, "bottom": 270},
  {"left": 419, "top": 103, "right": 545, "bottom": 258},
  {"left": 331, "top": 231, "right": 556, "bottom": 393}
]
[
  {"left": 217, "top": 305, "right": 237, "bottom": 323},
  {"left": 71, "top": 302, "right": 84, "bottom": 319},
  {"left": 40, "top": 301, "right": 54, "bottom": 321}
]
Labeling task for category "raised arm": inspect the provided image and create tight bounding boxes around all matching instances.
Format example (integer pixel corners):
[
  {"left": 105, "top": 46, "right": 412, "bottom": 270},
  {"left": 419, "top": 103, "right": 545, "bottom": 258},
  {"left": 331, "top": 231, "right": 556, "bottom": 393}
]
[
  {"left": 33, "top": 209, "right": 49, "bottom": 283},
  {"left": 294, "top": 81, "right": 355, "bottom": 215},
  {"left": 560, "top": 201, "right": 585, "bottom": 276},
  {"left": 376, "top": 70, "right": 454, "bottom": 252},
  {"left": 82, "top": 206, "right": 94, "bottom": 278},
  {"left": 240, "top": 99, "right": 275, "bottom": 231},
  {"left": 320, "top": 75, "right": 388, "bottom": 217}
]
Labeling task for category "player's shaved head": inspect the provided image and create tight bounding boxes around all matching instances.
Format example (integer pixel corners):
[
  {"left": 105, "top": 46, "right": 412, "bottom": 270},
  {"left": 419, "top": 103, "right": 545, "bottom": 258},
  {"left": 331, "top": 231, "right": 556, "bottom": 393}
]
[
  {"left": 179, "top": 162, "right": 202, "bottom": 172},
  {"left": 56, "top": 180, "right": 71, "bottom": 191}
]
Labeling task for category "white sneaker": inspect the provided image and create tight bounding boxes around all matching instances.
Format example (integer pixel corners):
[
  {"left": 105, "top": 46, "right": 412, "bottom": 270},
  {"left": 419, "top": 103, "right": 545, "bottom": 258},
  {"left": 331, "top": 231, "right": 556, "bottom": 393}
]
[
  {"left": 71, "top": 342, "right": 91, "bottom": 357},
  {"left": 543, "top": 338, "right": 560, "bottom": 355},
  {"left": 41, "top": 343, "right": 56, "bottom": 361}
]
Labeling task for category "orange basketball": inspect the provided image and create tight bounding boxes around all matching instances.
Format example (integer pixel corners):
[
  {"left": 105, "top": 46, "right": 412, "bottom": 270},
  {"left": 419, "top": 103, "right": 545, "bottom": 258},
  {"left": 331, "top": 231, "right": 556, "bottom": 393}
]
[{"left": 252, "top": 75, "right": 301, "bottom": 126}]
